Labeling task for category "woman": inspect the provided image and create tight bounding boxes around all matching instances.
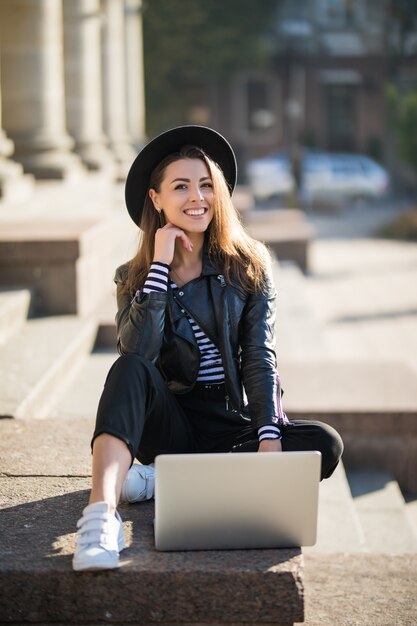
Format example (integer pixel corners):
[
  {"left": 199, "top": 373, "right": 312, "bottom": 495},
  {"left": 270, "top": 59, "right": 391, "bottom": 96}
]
[{"left": 72, "top": 125, "right": 343, "bottom": 571}]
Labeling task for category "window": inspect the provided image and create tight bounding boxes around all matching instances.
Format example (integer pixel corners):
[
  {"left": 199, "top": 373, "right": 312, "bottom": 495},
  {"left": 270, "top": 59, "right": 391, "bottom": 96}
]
[
  {"left": 317, "top": 0, "right": 358, "bottom": 27},
  {"left": 232, "top": 72, "right": 281, "bottom": 145},
  {"left": 326, "top": 84, "right": 357, "bottom": 151}
]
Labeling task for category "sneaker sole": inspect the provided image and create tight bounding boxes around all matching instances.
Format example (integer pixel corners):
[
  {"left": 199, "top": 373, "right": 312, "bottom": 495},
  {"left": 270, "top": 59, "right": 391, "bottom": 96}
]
[{"left": 73, "top": 560, "right": 120, "bottom": 572}]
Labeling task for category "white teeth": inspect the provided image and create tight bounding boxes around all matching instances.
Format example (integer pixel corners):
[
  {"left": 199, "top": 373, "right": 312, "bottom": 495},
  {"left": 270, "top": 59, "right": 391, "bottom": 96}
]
[{"left": 185, "top": 209, "right": 205, "bottom": 216}]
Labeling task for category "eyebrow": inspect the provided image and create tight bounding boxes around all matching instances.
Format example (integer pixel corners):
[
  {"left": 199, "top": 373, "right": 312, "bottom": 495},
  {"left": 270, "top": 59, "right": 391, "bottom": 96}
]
[{"left": 170, "top": 176, "right": 212, "bottom": 184}]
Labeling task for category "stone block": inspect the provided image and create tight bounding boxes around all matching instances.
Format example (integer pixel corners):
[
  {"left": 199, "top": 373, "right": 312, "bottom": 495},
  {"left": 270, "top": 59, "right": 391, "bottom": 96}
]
[
  {"left": 242, "top": 209, "right": 315, "bottom": 272},
  {"left": 280, "top": 360, "right": 417, "bottom": 492},
  {"left": 0, "top": 478, "right": 304, "bottom": 625},
  {"left": 300, "top": 553, "right": 417, "bottom": 625},
  {"left": 342, "top": 435, "right": 417, "bottom": 494},
  {"left": 0, "top": 416, "right": 94, "bottom": 476},
  {"left": 0, "top": 316, "right": 97, "bottom": 418},
  {"left": 280, "top": 360, "right": 417, "bottom": 415},
  {"left": 0, "top": 214, "right": 132, "bottom": 315},
  {"left": 0, "top": 287, "right": 31, "bottom": 345}
]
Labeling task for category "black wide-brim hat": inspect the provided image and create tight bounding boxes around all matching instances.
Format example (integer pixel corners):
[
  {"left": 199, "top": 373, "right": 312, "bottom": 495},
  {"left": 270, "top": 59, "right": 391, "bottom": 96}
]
[{"left": 125, "top": 125, "right": 237, "bottom": 228}]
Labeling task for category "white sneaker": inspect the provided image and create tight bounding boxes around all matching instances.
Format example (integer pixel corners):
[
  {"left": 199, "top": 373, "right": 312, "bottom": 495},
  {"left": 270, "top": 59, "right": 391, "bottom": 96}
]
[
  {"left": 72, "top": 501, "right": 125, "bottom": 571},
  {"left": 120, "top": 463, "right": 155, "bottom": 503}
]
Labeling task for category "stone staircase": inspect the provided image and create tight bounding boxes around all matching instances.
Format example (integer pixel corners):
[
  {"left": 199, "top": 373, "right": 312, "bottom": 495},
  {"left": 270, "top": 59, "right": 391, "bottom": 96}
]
[{"left": 1, "top": 250, "right": 417, "bottom": 624}]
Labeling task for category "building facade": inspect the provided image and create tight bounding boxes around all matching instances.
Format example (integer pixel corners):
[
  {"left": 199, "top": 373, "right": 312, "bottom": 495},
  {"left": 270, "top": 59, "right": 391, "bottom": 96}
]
[{"left": 190, "top": 0, "right": 417, "bottom": 166}]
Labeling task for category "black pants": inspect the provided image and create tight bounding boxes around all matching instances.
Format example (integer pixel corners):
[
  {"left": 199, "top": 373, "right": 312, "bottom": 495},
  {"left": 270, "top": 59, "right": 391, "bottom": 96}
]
[{"left": 93, "top": 354, "right": 344, "bottom": 481}]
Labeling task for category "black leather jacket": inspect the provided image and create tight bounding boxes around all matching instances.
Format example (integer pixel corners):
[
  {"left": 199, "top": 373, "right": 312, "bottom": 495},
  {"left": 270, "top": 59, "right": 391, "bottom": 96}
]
[{"left": 114, "top": 249, "right": 285, "bottom": 432}]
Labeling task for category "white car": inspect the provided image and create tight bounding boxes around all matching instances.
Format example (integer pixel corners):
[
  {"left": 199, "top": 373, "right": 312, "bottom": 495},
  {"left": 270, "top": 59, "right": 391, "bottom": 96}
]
[
  {"left": 246, "top": 153, "right": 295, "bottom": 201},
  {"left": 302, "top": 153, "right": 390, "bottom": 206},
  {"left": 246, "top": 152, "right": 390, "bottom": 206}
]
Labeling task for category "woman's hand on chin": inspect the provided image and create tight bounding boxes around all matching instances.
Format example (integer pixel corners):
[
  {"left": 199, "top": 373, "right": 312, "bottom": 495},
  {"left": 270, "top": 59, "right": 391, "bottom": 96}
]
[
  {"left": 153, "top": 222, "right": 193, "bottom": 266},
  {"left": 258, "top": 439, "right": 282, "bottom": 453}
]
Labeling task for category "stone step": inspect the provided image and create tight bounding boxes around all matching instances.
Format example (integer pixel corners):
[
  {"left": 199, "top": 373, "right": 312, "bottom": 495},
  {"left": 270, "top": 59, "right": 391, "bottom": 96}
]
[
  {"left": 303, "top": 461, "right": 365, "bottom": 554},
  {"left": 0, "top": 287, "right": 31, "bottom": 345},
  {"left": 243, "top": 208, "right": 315, "bottom": 272},
  {"left": 347, "top": 469, "right": 417, "bottom": 554},
  {"left": 0, "top": 315, "right": 97, "bottom": 419},
  {"left": 95, "top": 289, "right": 117, "bottom": 348},
  {"left": 0, "top": 210, "right": 136, "bottom": 316},
  {"left": 273, "top": 260, "right": 329, "bottom": 360},
  {"left": 280, "top": 359, "right": 417, "bottom": 413},
  {"left": 295, "top": 553, "right": 417, "bottom": 625},
  {"left": 54, "top": 349, "right": 118, "bottom": 419},
  {"left": 0, "top": 475, "right": 304, "bottom": 625},
  {"left": 278, "top": 359, "right": 417, "bottom": 494},
  {"left": 404, "top": 494, "right": 417, "bottom": 537}
]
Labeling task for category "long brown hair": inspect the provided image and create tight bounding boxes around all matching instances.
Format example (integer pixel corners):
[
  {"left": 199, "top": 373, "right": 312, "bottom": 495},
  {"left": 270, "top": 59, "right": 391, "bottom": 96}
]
[{"left": 123, "top": 146, "right": 271, "bottom": 295}]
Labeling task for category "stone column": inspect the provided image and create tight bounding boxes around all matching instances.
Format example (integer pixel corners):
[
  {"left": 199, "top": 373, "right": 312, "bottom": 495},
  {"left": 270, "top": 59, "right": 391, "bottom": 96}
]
[
  {"left": 63, "top": 0, "right": 115, "bottom": 174},
  {"left": 0, "top": 0, "right": 84, "bottom": 179},
  {"left": 0, "top": 46, "right": 34, "bottom": 202},
  {"left": 101, "top": 0, "right": 136, "bottom": 178},
  {"left": 125, "top": 0, "right": 146, "bottom": 149}
]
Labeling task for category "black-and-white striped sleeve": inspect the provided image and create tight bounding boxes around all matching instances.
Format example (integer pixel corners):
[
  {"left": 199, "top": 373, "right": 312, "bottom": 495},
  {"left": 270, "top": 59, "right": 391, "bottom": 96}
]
[
  {"left": 258, "top": 424, "right": 282, "bottom": 441},
  {"left": 142, "top": 262, "right": 170, "bottom": 294}
]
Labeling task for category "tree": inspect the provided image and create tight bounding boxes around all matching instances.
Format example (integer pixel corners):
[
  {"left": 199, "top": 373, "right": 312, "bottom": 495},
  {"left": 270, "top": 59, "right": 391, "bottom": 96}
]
[
  {"left": 142, "top": 0, "right": 279, "bottom": 135},
  {"left": 387, "top": 85, "right": 417, "bottom": 172},
  {"left": 388, "top": 0, "right": 417, "bottom": 56}
]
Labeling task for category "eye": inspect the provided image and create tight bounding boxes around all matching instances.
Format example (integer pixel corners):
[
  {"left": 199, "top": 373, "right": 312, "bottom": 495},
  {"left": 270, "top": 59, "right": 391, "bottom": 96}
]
[
  {"left": 174, "top": 184, "right": 187, "bottom": 190},
  {"left": 202, "top": 182, "right": 213, "bottom": 188}
]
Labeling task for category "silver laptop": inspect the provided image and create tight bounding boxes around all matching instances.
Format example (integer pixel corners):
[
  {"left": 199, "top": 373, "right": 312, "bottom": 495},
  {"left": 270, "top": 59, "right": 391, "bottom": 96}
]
[{"left": 154, "top": 451, "right": 321, "bottom": 551}]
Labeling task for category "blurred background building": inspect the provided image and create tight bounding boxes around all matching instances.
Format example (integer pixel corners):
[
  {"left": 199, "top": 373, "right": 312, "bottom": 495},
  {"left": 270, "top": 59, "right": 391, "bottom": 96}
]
[
  {"left": 143, "top": 0, "right": 417, "bottom": 197},
  {"left": 1, "top": 0, "right": 417, "bottom": 200},
  {"left": 0, "top": 0, "right": 145, "bottom": 201}
]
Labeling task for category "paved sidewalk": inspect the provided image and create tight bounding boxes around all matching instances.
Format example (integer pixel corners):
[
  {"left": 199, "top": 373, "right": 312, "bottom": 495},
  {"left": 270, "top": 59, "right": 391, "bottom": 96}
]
[{"left": 305, "top": 238, "right": 417, "bottom": 375}]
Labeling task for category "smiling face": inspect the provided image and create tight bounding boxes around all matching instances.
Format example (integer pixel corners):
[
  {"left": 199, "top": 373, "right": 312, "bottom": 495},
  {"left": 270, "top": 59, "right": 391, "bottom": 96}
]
[{"left": 148, "top": 158, "right": 214, "bottom": 234}]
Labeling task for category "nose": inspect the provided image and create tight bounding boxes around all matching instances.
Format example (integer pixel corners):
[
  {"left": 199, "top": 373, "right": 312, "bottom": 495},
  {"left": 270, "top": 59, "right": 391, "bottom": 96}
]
[{"left": 189, "top": 184, "right": 204, "bottom": 202}]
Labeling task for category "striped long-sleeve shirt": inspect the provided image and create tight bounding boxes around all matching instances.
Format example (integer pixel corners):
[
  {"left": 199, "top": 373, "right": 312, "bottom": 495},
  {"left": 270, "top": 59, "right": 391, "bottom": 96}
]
[{"left": 141, "top": 261, "right": 283, "bottom": 441}]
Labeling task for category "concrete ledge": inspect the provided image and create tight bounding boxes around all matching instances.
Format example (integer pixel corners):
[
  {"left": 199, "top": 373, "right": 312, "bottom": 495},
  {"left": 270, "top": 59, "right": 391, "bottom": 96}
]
[
  {"left": 0, "top": 316, "right": 97, "bottom": 419},
  {"left": 0, "top": 478, "right": 304, "bottom": 625},
  {"left": 303, "top": 463, "right": 365, "bottom": 554},
  {"left": 298, "top": 553, "right": 417, "bottom": 625},
  {"left": 280, "top": 360, "right": 417, "bottom": 415},
  {"left": 347, "top": 470, "right": 417, "bottom": 553},
  {"left": 242, "top": 209, "right": 315, "bottom": 272},
  {"left": 0, "top": 214, "right": 134, "bottom": 315},
  {"left": 0, "top": 288, "right": 31, "bottom": 345},
  {"left": 0, "top": 416, "right": 94, "bottom": 476},
  {"left": 283, "top": 409, "right": 417, "bottom": 493},
  {"left": 272, "top": 262, "right": 328, "bottom": 359},
  {"left": 280, "top": 360, "right": 417, "bottom": 492},
  {"left": 95, "top": 290, "right": 117, "bottom": 348}
]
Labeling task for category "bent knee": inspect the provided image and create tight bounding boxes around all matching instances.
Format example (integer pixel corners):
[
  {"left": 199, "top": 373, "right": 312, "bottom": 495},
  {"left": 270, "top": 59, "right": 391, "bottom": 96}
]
[
  {"left": 104, "top": 353, "right": 160, "bottom": 385},
  {"left": 320, "top": 423, "right": 344, "bottom": 478}
]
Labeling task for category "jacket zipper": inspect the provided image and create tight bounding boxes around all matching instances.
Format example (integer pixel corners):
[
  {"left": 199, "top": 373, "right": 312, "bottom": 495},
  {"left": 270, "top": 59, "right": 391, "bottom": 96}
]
[
  {"left": 218, "top": 275, "right": 230, "bottom": 410},
  {"left": 175, "top": 274, "right": 232, "bottom": 410}
]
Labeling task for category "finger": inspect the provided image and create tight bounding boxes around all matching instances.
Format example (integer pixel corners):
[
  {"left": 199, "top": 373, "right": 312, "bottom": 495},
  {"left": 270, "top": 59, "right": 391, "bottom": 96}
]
[
  {"left": 183, "top": 235, "right": 193, "bottom": 251},
  {"left": 166, "top": 225, "right": 193, "bottom": 251},
  {"left": 157, "top": 223, "right": 193, "bottom": 251}
]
